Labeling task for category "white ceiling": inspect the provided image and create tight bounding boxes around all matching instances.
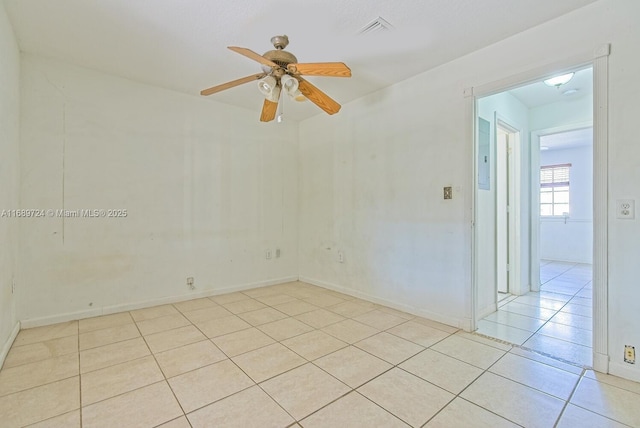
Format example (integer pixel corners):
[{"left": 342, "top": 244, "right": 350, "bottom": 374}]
[
  {"left": 3, "top": 0, "right": 599, "bottom": 121},
  {"left": 541, "top": 127, "right": 593, "bottom": 151},
  {"left": 509, "top": 67, "right": 593, "bottom": 109}
]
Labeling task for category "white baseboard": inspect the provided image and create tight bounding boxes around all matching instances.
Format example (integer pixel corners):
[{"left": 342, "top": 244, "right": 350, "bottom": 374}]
[
  {"left": 608, "top": 361, "right": 640, "bottom": 383},
  {"left": 478, "top": 303, "right": 498, "bottom": 320},
  {"left": 299, "top": 276, "right": 463, "bottom": 330},
  {"left": 20, "top": 276, "right": 298, "bottom": 329},
  {"left": 592, "top": 351, "right": 610, "bottom": 374},
  {"left": 458, "top": 318, "right": 474, "bottom": 332},
  {"left": 0, "top": 321, "right": 20, "bottom": 369}
]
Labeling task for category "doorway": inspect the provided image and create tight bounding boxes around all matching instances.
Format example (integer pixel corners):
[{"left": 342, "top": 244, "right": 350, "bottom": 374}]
[{"left": 471, "top": 65, "right": 601, "bottom": 368}]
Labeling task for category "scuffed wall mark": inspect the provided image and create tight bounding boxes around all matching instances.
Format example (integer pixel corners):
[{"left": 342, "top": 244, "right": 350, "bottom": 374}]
[
  {"left": 49, "top": 253, "right": 135, "bottom": 284},
  {"left": 43, "top": 71, "right": 66, "bottom": 99},
  {"left": 42, "top": 69, "right": 68, "bottom": 244}
]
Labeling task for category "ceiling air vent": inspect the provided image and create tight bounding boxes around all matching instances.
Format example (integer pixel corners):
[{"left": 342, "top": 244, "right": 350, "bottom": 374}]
[{"left": 358, "top": 16, "right": 394, "bottom": 35}]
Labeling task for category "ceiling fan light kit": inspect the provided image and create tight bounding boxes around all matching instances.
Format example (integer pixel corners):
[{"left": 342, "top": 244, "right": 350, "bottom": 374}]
[
  {"left": 258, "top": 75, "right": 280, "bottom": 102},
  {"left": 200, "top": 35, "right": 352, "bottom": 122}
]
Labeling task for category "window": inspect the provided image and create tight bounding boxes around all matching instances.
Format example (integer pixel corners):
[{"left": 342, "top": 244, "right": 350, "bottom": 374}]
[{"left": 540, "top": 164, "right": 570, "bottom": 216}]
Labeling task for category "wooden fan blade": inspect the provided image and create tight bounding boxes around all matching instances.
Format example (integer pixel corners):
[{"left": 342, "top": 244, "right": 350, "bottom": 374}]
[
  {"left": 288, "top": 62, "right": 351, "bottom": 77},
  {"left": 296, "top": 77, "right": 341, "bottom": 115},
  {"left": 228, "top": 46, "right": 278, "bottom": 68},
  {"left": 260, "top": 99, "right": 279, "bottom": 122},
  {"left": 200, "top": 73, "right": 266, "bottom": 96}
]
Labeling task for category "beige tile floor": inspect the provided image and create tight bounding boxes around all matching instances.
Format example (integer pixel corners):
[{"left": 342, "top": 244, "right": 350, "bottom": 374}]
[
  {"left": 2, "top": 280, "right": 639, "bottom": 427},
  {"left": 478, "top": 261, "right": 594, "bottom": 366}
]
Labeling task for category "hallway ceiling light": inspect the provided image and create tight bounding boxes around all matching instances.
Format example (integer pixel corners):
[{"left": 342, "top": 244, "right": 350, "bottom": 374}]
[{"left": 543, "top": 72, "right": 575, "bottom": 87}]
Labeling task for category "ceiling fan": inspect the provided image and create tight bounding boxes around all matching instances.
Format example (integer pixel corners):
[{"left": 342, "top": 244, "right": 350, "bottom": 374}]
[{"left": 200, "top": 35, "right": 351, "bottom": 122}]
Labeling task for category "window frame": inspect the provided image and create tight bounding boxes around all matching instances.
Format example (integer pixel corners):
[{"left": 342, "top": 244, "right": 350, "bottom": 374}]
[{"left": 540, "top": 163, "right": 571, "bottom": 217}]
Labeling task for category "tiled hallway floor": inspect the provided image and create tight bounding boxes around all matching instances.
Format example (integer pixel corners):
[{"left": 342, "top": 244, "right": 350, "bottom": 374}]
[
  {"left": 478, "top": 261, "right": 593, "bottom": 366},
  {"left": 3, "top": 280, "right": 640, "bottom": 427}
]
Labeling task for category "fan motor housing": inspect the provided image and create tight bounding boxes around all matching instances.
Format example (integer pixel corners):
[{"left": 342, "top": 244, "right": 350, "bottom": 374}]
[{"left": 262, "top": 49, "right": 298, "bottom": 71}]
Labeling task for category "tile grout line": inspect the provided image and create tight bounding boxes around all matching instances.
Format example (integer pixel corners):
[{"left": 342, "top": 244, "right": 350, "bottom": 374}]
[
  {"left": 8, "top": 280, "right": 621, "bottom": 427},
  {"left": 552, "top": 367, "right": 587, "bottom": 428},
  {"left": 243, "top": 291, "right": 433, "bottom": 425},
  {"left": 149, "top": 292, "right": 459, "bottom": 425},
  {"left": 89, "top": 295, "right": 567, "bottom": 427},
  {"left": 525, "top": 278, "right": 593, "bottom": 360},
  {"left": 420, "top": 342, "right": 520, "bottom": 427},
  {"left": 130, "top": 308, "right": 190, "bottom": 426},
  {"left": 295, "top": 325, "right": 478, "bottom": 426},
  {"left": 188, "top": 288, "right": 352, "bottom": 423},
  {"left": 178, "top": 298, "right": 299, "bottom": 423},
  {"left": 479, "top": 262, "right": 593, "bottom": 365},
  {"left": 253, "top": 293, "right": 357, "bottom": 426}
]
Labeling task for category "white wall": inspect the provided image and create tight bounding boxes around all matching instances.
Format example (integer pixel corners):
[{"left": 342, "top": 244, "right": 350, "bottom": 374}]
[
  {"left": 540, "top": 145, "right": 593, "bottom": 263},
  {"left": 298, "top": 74, "right": 471, "bottom": 327},
  {"left": 18, "top": 55, "right": 299, "bottom": 325},
  {"left": 299, "top": 0, "right": 640, "bottom": 380},
  {"left": 476, "top": 92, "right": 530, "bottom": 315},
  {"left": 0, "top": 1, "right": 20, "bottom": 365},
  {"left": 605, "top": 0, "right": 640, "bottom": 381}
]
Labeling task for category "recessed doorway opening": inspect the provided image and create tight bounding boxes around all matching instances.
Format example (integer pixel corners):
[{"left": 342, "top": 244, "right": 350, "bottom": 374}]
[{"left": 472, "top": 65, "right": 597, "bottom": 368}]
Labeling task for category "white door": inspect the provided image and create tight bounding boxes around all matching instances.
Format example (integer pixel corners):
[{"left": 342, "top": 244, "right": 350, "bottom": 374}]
[{"left": 496, "top": 122, "right": 518, "bottom": 297}]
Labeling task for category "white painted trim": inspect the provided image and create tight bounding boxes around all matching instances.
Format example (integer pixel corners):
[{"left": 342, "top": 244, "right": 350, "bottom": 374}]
[
  {"left": 465, "top": 87, "right": 477, "bottom": 332},
  {"left": 531, "top": 130, "right": 541, "bottom": 291},
  {"left": 495, "top": 114, "right": 525, "bottom": 297},
  {"left": 471, "top": 45, "right": 610, "bottom": 374},
  {"left": 592, "top": 49, "right": 609, "bottom": 374},
  {"left": 608, "top": 361, "right": 640, "bottom": 383},
  {"left": 0, "top": 322, "right": 20, "bottom": 369},
  {"left": 478, "top": 303, "right": 498, "bottom": 320},
  {"left": 530, "top": 121, "right": 593, "bottom": 291},
  {"left": 463, "top": 87, "right": 476, "bottom": 333},
  {"left": 540, "top": 218, "right": 593, "bottom": 223},
  {"left": 593, "top": 44, "right": 610, "bottom": 59},
  {"left": 19, "top": 276, "right": 298, "bottom": 328},
  {"left": 469, "top": 52, "right": 595, "bottom": 99},
  {"left": 532, "top": 122, "right": 593, "bottom": 138},
  {"left": 299, "top": 276, "right": 466, "bottom": 331}
]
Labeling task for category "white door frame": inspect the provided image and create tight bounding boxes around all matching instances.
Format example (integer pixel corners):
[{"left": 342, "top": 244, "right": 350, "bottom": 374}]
[
  {"left": 530, "top": 121, "right": 593, "bottom": 292},
  {"left": 495, "top": 116, "right": 522, "bottom": 297},
  {"left": 468, "top": 44, "right": 610, "bottom": 373}
]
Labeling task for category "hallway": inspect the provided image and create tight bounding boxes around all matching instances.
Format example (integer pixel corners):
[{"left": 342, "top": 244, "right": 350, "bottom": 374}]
[{"left": 477, "top": 261, "right": 592, "bottom": 366}]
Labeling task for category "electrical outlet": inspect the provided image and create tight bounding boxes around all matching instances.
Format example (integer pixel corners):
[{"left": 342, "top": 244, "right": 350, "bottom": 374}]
[
  {"left": 266, "top": 249, "right": 272, "bottom": 260},
  {"left": 617, "top": 199, "right": 635, "bottom": 219},
  {"left": 187, "top": 277, "right": 195, "bottom": 289},
  {"left": 624, "top": 345, "right": 636, "bottom": 364},
  {"left": 444, "top": 186, "right": 453, "bottom": 200},
  {"left": 338, "top": 251, "right": 344, "bottom": 263},
  {"left": 275, "top": 248, "right": 281, "bottom": 258}
]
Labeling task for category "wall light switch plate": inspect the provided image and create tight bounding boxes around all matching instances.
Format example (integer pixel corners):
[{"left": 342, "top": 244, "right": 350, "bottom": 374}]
[
  {"left": 444, "top": 187, "right": 453, "bottom": 200},
  {"left": 617, "top": 199, "right": 635, "bottom": 219}
]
